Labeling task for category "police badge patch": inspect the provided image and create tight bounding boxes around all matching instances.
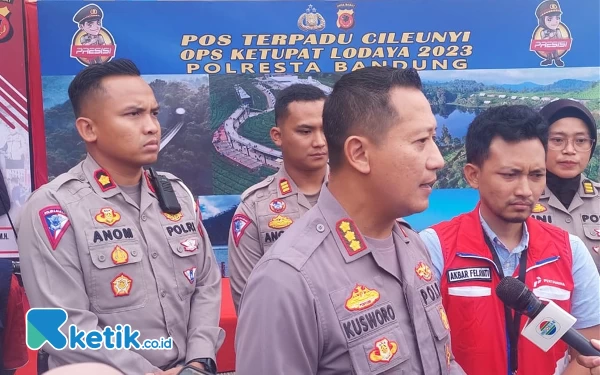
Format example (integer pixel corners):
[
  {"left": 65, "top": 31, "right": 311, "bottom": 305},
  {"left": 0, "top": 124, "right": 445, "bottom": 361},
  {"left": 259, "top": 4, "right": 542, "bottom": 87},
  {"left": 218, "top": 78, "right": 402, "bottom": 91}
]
[
  {"left": 39, "top": 205, "right": 71, "bottom": 250},
  {"left": 183, "top": 267, "right": 197, "bottom": 284},
  {"left": 231, "top": 214, "right": 252, "bottom": 246}
]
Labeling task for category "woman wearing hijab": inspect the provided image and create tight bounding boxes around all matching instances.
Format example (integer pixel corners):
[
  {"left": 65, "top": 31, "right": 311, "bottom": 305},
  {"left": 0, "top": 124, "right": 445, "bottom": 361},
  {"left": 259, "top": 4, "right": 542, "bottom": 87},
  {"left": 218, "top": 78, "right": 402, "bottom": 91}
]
[{"left": 537, "top": 99, "right": 599, "bottom": 272}]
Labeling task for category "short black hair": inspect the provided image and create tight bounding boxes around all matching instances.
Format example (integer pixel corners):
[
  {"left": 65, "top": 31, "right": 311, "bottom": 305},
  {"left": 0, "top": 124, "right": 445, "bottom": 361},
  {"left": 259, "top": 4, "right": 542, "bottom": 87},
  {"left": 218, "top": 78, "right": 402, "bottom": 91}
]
[
  {"left": 322, "top": 67, "right": 423, "bottom": 169},
  {"left": 68, "top": 58, "right": 141, "bottom": 117},
  {"left": 466, "top": 105, "right": 548, "bottom": 166},
  {"left": 274, "top": 84, "right": 326, "bottom": 126}
]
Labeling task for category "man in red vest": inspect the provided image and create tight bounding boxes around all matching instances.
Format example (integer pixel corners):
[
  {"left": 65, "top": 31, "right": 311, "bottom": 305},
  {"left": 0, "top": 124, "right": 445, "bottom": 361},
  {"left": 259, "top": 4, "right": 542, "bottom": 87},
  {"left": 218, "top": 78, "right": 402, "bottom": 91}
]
[{"left": 419, "top": 105, "right": 600, "bottom": 375}]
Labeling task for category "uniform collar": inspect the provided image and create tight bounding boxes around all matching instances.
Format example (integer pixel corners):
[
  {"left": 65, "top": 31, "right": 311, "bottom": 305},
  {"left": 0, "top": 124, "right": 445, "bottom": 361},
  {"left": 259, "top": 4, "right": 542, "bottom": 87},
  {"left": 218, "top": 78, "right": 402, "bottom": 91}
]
[
  {"left": 541, "top": 173, "right": 596, "bottom": 213},
  {"left": 479, "top": 208, "right": 529, "bottom": 255},
  {"left": 81, "top": 154, "right": 156, "bottom": 204},
  {"left": 275, "top": 164, "right": 330, "bottom": 206}
]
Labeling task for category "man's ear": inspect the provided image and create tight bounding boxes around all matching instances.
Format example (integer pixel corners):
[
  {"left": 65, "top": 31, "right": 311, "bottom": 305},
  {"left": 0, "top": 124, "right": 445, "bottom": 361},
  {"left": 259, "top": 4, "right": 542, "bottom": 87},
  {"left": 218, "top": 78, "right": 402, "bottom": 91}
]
[
  {"left": 344, "top": 135, "right": 371, "bottom": 175},
  {"left": 463, "top": 163, "right": 481, "bottom": 189},
  {"left": 270, "top": 126, "right": 282, "bottom": 148},
  {"left": 75, "top": 117, "right": 98, "bottom": 143}
]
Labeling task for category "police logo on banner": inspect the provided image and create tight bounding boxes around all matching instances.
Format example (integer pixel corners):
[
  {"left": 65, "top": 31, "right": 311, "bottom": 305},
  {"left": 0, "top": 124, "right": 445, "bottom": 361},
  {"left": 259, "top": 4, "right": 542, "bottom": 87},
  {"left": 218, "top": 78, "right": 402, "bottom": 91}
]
[
  {"left": 39, "top": 206, "right": 71, "bottom": 250},
  {"left": 70, "top": 3, "right": 117, "bottom": 66}
]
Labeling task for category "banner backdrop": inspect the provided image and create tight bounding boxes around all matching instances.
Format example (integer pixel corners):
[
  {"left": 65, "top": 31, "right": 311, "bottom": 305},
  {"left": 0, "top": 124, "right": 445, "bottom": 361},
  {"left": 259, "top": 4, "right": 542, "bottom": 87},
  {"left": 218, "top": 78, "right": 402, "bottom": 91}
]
[
  {"left": 36, "top": 0, "right": 600, "bottom": 274},
  {"left": 0, "top": 0, "right": 32, "bottom": 258}
]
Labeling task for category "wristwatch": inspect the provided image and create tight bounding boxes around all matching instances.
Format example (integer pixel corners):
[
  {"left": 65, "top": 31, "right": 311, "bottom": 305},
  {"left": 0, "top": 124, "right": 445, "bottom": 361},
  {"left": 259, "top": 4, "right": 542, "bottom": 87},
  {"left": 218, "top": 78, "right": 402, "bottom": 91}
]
[{"left": 188, "top": 358, "right": 217, "bottom": 374}]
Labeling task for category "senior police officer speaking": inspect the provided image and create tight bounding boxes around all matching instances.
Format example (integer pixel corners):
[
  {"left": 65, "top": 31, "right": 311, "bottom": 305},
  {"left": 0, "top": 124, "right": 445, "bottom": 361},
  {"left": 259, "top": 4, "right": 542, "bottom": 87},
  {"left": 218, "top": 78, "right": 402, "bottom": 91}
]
[
  {"left": 234, "top": 67, "right": 465, "bottom": 375},
  {"left": 16, "top": 59, "right": 224, "bottom": 375},
  {"left": 228, "top": 83, "right": 328, "bottom": 313}
]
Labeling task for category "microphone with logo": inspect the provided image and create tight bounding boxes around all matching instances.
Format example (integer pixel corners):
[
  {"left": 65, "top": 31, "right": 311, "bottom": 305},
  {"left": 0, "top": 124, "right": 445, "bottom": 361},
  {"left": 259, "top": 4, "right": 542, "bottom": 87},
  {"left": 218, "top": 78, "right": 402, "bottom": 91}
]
[{"left": 496, "top": 277, "right": 600, "bottom": 356}]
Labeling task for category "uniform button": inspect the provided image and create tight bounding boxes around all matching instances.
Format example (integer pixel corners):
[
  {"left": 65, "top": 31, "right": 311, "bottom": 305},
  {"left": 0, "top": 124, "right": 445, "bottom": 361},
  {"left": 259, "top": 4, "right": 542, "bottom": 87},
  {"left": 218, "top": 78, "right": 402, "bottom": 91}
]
[
  {"left": 141, "top": 215, "right": 148, "bottom": 221},
  {"left": 176, "top": 247, "right": 183, "bottom": 253},
  {"left": 565, "top": 217, "right": 572, "bottom": 223},
  {"left": 152, "top": 253, "right": 158, "bottom": 259},
  {"left": 98, "top": 255, "right": 105, "bottom": 262},
  {"left": 78, "top": 175, "right": 85, "bottom": 182},
  {"left": 161, "top": 291, "right": 166, "bottom": 297},
  {"left": 131, "top": 250, "right": 138, "bottom": 256},
  {"left": 316, "top": 224, "right": 325, "bottom": 233}
]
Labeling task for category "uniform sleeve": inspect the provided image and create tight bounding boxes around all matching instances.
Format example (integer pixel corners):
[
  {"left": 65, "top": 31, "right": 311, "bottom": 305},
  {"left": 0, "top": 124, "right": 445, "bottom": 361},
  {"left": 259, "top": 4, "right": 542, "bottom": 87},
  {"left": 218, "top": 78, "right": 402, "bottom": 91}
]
[
  {"left": 15, "top": 189, "right": 160, "bottom": 374},
  {"left": 186, "top": 218, "right": 225, "bottom": 363},
  {"left": 418, "top": 228, "right": 444, "bottom": 282},
  {"left": 235, "top": 260, "right": 320, "bottom": 375},
  {"left": 568, "top": 234, "right": 600, "bottom": 330},
  {"left": 227, "top": 201, "right": 263, "bottom": 314}
]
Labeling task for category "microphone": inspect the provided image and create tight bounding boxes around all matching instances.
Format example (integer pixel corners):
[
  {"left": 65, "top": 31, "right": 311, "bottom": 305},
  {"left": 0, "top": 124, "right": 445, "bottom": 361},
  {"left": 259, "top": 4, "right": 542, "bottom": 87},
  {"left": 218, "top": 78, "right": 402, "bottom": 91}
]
[{"left": 496, "top": 277, "right": 600, "bottom": 357}]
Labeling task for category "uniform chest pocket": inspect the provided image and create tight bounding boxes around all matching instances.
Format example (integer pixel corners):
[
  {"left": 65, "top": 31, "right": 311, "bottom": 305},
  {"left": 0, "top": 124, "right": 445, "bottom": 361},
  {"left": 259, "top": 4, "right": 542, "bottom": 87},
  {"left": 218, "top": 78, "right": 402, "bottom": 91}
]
[
  {"left": 581, "top": 223, "right": 600, "bottom": 242},
  {"left": 167, "top": 236, "right": 202, "bottom": 300},
  {"left": 88, "top": 243, "right": 147, "bottom": 313},
  {"left": 348, "top": 327, "right": 411, "bottom": 375}
]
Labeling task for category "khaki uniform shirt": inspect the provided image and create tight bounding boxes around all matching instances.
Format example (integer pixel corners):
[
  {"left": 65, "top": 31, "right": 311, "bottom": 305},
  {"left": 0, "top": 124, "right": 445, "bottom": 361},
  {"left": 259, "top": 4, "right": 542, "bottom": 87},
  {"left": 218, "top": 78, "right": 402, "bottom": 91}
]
[
  {"left": 234, "top": 185, "right": 465, "bottom": 375},
  {"left": 228, "top": 165, "right": 326, "bottom": 313},
  {"left": 16, "top": 155, "right": 224, "bottom": 373},
  {"left": 532, "top": 176, "right": 600, "bottom": 272}
]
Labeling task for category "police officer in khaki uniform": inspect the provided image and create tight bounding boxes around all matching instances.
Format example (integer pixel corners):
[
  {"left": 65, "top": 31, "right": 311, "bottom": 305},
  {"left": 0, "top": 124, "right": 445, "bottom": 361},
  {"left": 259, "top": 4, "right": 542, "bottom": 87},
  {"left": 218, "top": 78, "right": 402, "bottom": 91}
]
[
  {"left": 235, "top": 67, "right": 464, "bottom": 375},
  {"left": 16, "top": 59, "right": 223, "bottom": 375},
  {"left": 537, "top": 99, "right": 600, "bottom": 272},
  {"left": 228, "top": 84, "right": 328, "bottom": 313}
]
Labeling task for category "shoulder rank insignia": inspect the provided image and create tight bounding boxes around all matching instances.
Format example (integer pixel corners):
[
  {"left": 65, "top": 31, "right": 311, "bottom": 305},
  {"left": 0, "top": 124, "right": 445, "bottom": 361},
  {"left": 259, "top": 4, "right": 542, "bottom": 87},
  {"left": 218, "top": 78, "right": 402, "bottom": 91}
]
[
  {"left": 445, "top": 343, "right": 451, "bottom": 369},
  {"left": 232, "top": 214, "right": 252, "bottom": 246},
  {"left": 369, "top": 337, "right": 398, "bottom": 363},
  {"left": 345, "top": 284, "right": 380, "bottom": 312},
  {"left": 532, "top": 203, "right": 547, "bottom": 213},
  {"left": 111, "top": 273, "right": 132, "bottom": 297},
  {"left": 415, "top": 261, "right": 433, "bottom": 282},
  {"left": 279, "top": 178, "right": 292, "bottom": 195},
  {"left": 183, "top": 267, "right": 197, "bottom": 284},
  {"left": 95, "top": 207, "right": 121, "bottom": 226},
  {"left": 336, "top": 218, "right": 367, "bottom": 256},
  {"left": 268, "top": 214, "right": 293, "bottom": 229},
  {"left": 583, "top": 180, "right": 594, "bottom": 195},
  {"left": 439, "top": 305, "right": 450, "bottom": 330},
  {"left": 39, "top": 205, "right": 71, "bottom": 250},
  {"left": 111, "top": 245, "right": 129, "bottom": 265},
  {"left": 163, "top": 212, "right": 183, "bottom": 222},
  {"left": 94, "top": 169, "right": 116, "bottom": 192}
]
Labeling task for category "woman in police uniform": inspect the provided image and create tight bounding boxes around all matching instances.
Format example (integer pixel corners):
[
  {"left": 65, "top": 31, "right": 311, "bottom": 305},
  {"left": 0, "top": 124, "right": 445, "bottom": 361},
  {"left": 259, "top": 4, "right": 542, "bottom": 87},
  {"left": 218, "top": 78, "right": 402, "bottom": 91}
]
[{"left": 538, "top": 99, "right": 599, "bottom": 272}]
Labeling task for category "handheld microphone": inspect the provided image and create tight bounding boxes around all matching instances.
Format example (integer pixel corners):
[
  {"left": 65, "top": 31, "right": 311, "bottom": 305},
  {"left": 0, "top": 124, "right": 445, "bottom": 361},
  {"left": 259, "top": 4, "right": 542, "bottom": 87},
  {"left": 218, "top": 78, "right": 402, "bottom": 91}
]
[{"left": 496, "top": 277, "right": 600, "bottom": 357}]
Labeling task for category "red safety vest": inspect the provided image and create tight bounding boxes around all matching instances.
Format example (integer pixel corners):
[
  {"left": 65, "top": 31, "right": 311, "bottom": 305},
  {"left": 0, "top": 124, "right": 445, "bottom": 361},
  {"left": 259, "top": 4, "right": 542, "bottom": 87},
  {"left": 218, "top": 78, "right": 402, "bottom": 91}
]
[{"left": 432, "top": 206, "right": 574, "bottom": 375}]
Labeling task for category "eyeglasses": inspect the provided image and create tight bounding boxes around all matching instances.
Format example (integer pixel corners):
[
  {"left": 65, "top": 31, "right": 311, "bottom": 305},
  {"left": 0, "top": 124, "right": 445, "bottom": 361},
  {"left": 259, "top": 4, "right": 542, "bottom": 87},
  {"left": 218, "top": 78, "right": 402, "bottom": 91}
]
[{"left": 548, "top": 136, "right": 595, "bottom": 152}]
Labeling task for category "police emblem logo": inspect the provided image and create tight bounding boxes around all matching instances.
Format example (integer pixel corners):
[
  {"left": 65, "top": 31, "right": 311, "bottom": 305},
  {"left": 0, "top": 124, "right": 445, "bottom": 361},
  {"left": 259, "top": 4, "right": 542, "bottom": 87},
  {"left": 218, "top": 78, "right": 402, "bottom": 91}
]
[
  {"left": 336, "top": 3, "right": 355, "bottom": 30},
  {"left": 279, "top": 178, "right": 292, "bottom": 195},
  {"left": 336, "top": 218, "right": 367, "bottom": 256},
  {"left": 93, "top": 169, "right": 116, "bottom": 192},
  {"left": 95, "top": 207, "right": 121, "bottom": 226},
  {"left": 439, "top": 305, "right": 450, "bottom": 330},
  {"left": 268, "top": 214, "right": 293, "bottom": 229},
  {"left": 231, "top": 214, "right": 252, "bottom": 246},
  {"left": 269, "top": 199, "right": 286, "bottom": 214},
  {"left": 39, "top": 205, "right": 71, "bottom": 250},
  {"left": 529, "top": 0, "right": 572, "bottom": 67},
  {"left": 163, "top": 211, "right": 183, "bottom": 222},
  {"left": 369, "top": 337, "right": 398, "bottom": 363},
  {"left": 345, "top": 284, "right": 380, "bottom": 312},
  {"left": 111, "top": 273, "right": 132, "bottom": 297},
  {"left": 0, "top": 6, "right": 12, "bottom": 43},
  {"left": 532, "top": 203, "right": 547, "bottom": 213},
  {"left": 180, "top": 238, "right": 199, "bottom": 252},
  {"left": 593, "top": 229, "right": 600, "bottom": 238},
  {"left": 70, "top": 3, "right": 117, "bottom": 67},
  {"left": 593, "top": 246, "right": 599, "bottom": 253},
  {"left": 111, "top": 245, "right": 129, "bottom": 265},
  {"left": 415, "top": 261, "right": 433, "bottom": 282},
  {"left": 183, "top": 267, "right": 197, "bottom": 284},
  {"left": 298, "top": 4, "right": 325, "bottom": 32}
]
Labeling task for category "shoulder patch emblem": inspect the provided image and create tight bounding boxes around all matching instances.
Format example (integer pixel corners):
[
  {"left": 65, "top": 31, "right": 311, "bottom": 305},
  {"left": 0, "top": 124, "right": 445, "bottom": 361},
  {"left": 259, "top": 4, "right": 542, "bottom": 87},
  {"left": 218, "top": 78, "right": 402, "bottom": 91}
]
[
  {"left": 94, "top": 169, "right": 116, "bottom": 192},
  {"left": 415, "top": 261, "right": 433, "bottom": 282},
  {"left": 39, "top": 206, "right": 71, "bottom": 250},
  {"left": 268, "top": 214, "right": 293, "bottom": 229},
  {"left": 336, "top": 218, "right": 367, "bottom": 256},
  {"left": 279, "top": 178, "right": 292, "bottom": 195},
  {"left": 95, "top": 207, "right": 121, "bottom": 226},
  {"left": 183, "top": 267, "right": 197, "bottom": 284},
  {"left": 232, "top": 214, "right": 252, "bottom": 246}
]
